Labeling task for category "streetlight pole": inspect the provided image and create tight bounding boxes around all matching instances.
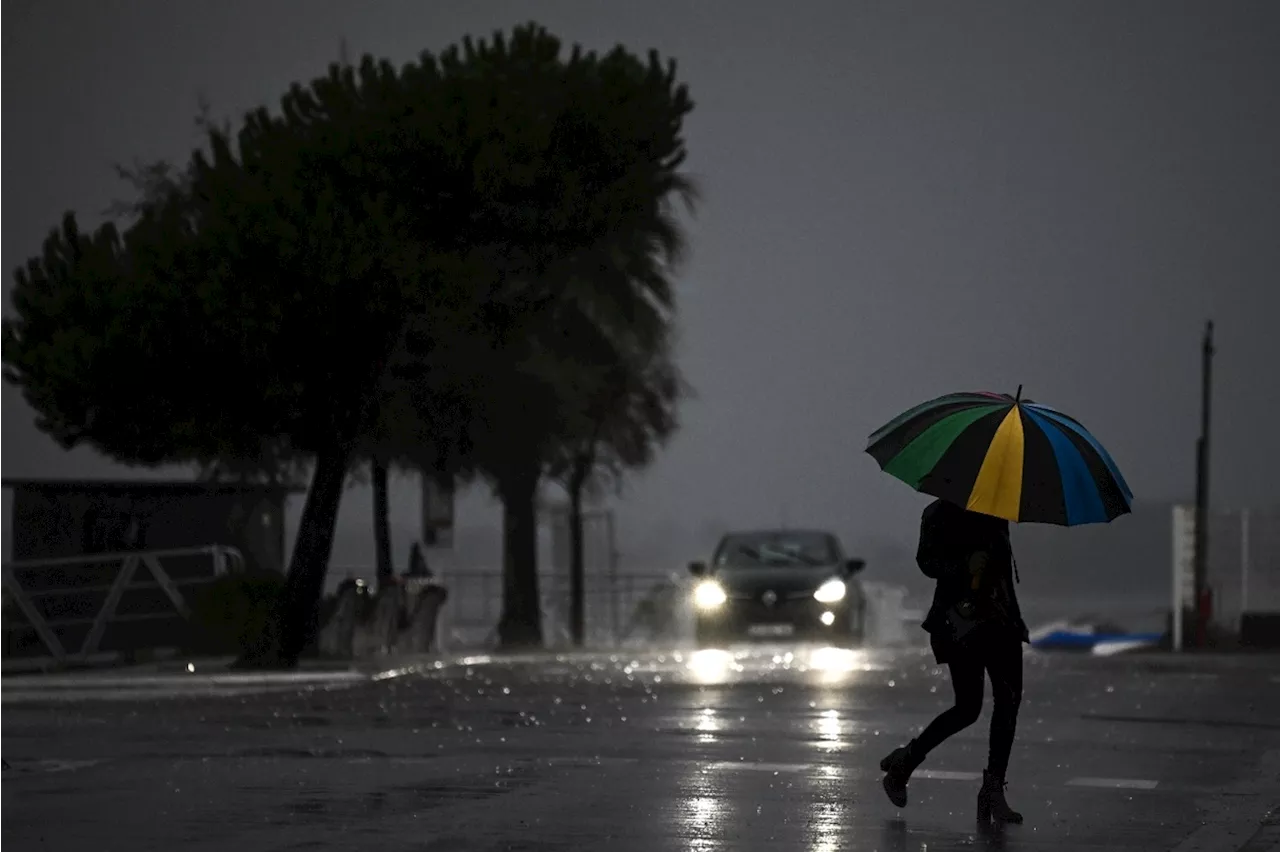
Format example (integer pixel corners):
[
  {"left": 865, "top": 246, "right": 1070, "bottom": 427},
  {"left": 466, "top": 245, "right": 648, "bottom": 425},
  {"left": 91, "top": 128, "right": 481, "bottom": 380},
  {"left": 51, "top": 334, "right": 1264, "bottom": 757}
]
[{"left": 1191, "top": 320, "right": 1215, "bottom": 648}]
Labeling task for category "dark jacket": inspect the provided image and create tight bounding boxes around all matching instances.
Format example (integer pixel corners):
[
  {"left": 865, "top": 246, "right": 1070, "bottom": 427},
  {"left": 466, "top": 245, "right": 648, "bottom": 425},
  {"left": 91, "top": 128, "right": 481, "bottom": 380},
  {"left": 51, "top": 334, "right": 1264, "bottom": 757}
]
[{"left": 916, "top": 499, "right": 1029, "bottom": 662}]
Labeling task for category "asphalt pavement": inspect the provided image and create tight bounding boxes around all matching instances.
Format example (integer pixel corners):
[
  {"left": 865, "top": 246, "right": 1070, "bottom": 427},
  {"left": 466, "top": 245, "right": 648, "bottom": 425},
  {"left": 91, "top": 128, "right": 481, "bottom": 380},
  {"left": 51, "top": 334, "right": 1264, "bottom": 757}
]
[{"left": 3, "top": 646, "right": 1279, "bottom": 852}]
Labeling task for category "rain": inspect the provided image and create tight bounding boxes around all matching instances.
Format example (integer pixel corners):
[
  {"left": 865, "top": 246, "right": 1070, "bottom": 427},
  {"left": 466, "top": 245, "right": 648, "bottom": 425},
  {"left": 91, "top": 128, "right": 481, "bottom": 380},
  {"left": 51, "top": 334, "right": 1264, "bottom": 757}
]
[{"left": 4, "top": 3, "right": 1280, "bottom": 851}]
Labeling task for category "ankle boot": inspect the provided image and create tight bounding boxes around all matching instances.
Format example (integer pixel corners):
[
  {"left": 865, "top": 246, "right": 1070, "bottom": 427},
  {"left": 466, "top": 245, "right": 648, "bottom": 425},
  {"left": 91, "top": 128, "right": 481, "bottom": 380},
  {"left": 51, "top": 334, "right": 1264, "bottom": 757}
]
[
  {"left": 976, "top": 769, "right": 1023, "bottom": 824},
  {"left": 879, "top": 740, "right": 921, "bottom": 807}
]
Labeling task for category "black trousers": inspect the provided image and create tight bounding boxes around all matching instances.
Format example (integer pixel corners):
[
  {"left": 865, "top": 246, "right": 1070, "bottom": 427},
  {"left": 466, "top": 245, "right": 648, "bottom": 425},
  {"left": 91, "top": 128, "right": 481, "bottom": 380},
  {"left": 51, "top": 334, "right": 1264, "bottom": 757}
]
[{"left": 915, "top": 630, "right": 1023, "bottom": 778}]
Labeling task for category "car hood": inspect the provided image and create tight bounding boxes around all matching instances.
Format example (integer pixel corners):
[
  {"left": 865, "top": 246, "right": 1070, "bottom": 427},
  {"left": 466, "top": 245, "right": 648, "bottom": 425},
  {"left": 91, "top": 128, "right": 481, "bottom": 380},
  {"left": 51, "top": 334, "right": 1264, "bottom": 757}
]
[{"left": 710, "top": 565, "right": 843, "bottom": 596}]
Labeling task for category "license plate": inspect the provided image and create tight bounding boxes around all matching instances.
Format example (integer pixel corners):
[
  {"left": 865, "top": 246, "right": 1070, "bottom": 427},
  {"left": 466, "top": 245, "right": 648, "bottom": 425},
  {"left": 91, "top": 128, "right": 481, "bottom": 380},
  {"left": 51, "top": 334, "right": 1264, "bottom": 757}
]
[{"left": 747, "top": 623, "right": 795, "bottom": 638}]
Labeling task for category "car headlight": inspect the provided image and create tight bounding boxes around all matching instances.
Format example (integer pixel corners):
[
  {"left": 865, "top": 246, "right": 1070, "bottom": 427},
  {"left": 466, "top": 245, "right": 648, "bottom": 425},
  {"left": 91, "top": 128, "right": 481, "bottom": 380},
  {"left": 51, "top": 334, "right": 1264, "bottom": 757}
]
[
  {"left": 813, "top": 579, "right": 847, "bottom": 603},
  {"left": 694, "top": 580, "right": 727, "bottom": 610}
]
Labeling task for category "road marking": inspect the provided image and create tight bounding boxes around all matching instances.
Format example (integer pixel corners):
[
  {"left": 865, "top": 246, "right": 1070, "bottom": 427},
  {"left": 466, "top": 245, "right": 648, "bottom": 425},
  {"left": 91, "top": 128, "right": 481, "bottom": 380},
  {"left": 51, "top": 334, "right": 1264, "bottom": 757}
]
[
  {"left": 3, "top": 759, "right": 103, "bottom": 775},
  {"left": 709, "top": 761, "right": 812, "bottom": 774},
  {"left": 1067, "top": 777, "right": 1159, "bottom": 790},
  {"left": 916, "top": 769, "right": 983, "bottom": 782},
  {"left": 705, "top": 763, "right": 1159, "bottom": 792}
]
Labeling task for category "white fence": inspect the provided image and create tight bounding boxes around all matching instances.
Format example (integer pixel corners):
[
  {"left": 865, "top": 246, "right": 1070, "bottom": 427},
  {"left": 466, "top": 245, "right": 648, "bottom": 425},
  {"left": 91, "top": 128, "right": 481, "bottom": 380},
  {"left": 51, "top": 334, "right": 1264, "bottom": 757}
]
[{"left": 1171, "top": 505, "right": 1280, "bottom": 647}]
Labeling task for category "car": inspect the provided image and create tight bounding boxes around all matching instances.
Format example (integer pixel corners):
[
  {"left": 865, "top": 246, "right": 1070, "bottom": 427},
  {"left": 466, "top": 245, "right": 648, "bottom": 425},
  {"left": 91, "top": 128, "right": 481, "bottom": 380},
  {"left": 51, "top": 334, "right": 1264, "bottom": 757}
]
[{"left": 689, "top": 528, "right": 866, "bottom": 647}]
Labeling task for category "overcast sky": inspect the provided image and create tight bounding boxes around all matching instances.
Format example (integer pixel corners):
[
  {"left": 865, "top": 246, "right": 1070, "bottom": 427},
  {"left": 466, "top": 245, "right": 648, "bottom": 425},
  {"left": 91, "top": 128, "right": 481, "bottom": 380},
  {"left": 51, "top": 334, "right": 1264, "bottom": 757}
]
[{"left": 4, "top": 1, "right": 1278, "bottom": 577}]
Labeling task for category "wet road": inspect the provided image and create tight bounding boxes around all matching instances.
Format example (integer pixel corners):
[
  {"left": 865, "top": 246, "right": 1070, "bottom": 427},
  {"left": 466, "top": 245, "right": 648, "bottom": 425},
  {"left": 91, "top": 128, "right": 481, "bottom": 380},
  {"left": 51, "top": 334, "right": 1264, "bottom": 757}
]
[{"left": 4, "top": 646, "right": 1279, "bottom": 851}]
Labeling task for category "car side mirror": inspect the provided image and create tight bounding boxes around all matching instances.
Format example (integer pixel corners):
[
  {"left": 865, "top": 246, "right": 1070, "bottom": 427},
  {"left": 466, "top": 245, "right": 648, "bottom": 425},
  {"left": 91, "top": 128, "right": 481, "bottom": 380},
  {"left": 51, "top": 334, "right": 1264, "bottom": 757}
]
[
  {"left": 844, "top": 558, "right": 865, "bottom": 576},
  {"left": 688, "top": 560, "right": 708, "bottom": 577}
]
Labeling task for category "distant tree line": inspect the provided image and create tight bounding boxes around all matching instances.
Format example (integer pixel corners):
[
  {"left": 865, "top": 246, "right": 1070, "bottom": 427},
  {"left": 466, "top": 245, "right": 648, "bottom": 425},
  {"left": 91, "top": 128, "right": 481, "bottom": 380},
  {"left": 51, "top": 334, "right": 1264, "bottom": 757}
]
[{"left": 2, "top": 24, "right": 696, "bottom": 667}]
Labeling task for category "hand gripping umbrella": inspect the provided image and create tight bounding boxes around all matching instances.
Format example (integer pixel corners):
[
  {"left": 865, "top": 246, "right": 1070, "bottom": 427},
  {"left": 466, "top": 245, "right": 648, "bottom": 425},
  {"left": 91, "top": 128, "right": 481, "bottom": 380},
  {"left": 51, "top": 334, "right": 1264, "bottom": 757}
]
[{"left": 866, "top": 387, "right": 1133, "bottom": 525}]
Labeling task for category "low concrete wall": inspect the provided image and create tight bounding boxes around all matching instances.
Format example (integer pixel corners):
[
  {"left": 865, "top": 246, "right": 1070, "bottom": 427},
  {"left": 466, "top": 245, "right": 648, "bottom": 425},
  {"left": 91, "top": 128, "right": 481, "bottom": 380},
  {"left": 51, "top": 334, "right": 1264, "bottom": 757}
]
[{"left": 1241, "top": 612, "right": 1280, "bottom": 649}]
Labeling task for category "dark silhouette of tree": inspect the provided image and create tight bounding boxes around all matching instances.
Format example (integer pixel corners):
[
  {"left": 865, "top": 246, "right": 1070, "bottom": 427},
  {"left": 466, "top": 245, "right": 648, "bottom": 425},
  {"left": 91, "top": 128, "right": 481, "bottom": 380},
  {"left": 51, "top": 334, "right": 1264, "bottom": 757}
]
[
  {"left": 550, "top": 333, "right": 685, "bottom": 645},
  {"left": 431, "top": 30, "right": 694, "bottom": 648},
  {"left": 6, "top": 56, "right": 482, "bottom": 666},
  {"left": 3, "top": 23, "right": 694, "bottom": 661}
]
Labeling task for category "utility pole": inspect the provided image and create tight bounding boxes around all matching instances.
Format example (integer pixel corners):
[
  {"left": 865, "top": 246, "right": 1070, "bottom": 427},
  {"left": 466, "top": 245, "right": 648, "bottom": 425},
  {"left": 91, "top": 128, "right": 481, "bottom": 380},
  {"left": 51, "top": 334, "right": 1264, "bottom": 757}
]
[{"left": 1191, "top": 320, "right": 1215, "bottom": 648}]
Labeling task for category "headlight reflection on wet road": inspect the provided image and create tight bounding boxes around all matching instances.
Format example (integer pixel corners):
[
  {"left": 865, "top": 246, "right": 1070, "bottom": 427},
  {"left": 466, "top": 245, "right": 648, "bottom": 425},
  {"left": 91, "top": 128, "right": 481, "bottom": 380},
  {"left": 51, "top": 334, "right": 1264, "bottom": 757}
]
[
  {"left": 687, "top": 649, "right": 737, "bottom": 683},
  {"left": 695, "top": 707, "right": 720, "bottom": 743},
  {"left": 813, "top": 708, "right": 845, "bottom": 751},
  {"left": 805, "top": 799, "right": 847, "bottom": 852},
  {"left": 685, "top": 646, "right": 870, "bottom": 686},
  {"left": 681, "top": 759, "right": 850, "bottom": 851}
]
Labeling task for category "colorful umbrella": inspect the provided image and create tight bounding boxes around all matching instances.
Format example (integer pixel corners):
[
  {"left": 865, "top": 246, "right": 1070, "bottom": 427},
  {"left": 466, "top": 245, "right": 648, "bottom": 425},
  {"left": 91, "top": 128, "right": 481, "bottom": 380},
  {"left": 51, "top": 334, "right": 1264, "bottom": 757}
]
[{"left": 866, "top": 387, "right": 1132, "bottom": 525}]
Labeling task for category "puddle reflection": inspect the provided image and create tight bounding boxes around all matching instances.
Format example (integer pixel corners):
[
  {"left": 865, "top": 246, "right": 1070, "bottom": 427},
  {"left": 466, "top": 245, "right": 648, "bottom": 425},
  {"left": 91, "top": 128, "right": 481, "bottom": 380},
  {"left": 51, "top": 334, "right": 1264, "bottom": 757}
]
[
  {"left": 687, "top": 795, "right": 720, "bottom": 828},
  {"left": 695, "top": 707, "right": 720, "bottom": 743},
  {"left": 812, "top": 708, "right": 845, "bottom": 751},
  {"left": 678, "top": 762, "right": 737, "bottom": 852},
  {"left": 806, "top": 803, "right": 844, "bottom": 852}
]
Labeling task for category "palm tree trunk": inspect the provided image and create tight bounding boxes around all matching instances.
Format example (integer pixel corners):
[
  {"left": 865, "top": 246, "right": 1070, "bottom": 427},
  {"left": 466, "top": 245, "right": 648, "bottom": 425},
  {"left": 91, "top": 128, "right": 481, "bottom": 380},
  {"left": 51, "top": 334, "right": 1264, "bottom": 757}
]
[
  {"left": 497, "top": 462, "right": 544, "bottom": 649},
  {"left": 372, "top": 459, "right": 393, "bottom": 588},
  {"left": 567, "top": 460, "right": 590, "bottom": 647}
]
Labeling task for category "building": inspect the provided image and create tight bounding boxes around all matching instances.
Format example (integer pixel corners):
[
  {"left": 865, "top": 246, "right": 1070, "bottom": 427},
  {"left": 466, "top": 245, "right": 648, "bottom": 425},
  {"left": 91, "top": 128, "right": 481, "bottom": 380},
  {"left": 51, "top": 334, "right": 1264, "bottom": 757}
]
[{"left": 2, "top": 479, "right": 300, "bottom": 665}]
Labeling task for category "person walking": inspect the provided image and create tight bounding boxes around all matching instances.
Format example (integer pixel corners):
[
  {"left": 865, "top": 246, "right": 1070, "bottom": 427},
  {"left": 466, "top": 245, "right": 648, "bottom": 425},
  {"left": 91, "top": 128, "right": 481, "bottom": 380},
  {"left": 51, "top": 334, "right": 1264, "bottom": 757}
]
[{"left": 879, "top": 497, "right": 1030, "bottom": 825}]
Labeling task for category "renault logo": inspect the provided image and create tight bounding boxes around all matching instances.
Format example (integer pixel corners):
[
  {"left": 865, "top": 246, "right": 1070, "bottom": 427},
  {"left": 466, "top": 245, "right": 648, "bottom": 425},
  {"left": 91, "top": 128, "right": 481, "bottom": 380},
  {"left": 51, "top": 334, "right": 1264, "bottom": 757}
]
[{"left": 762, "top": 590, "right": 778, "bottom": 607}]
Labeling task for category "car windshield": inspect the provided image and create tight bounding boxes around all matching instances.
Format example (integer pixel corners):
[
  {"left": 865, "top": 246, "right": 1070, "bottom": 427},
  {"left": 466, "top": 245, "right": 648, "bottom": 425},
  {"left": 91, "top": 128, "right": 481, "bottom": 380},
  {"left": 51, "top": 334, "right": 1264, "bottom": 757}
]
[{"left": 714, "top": 532, "right": 837, "bottom": 568}]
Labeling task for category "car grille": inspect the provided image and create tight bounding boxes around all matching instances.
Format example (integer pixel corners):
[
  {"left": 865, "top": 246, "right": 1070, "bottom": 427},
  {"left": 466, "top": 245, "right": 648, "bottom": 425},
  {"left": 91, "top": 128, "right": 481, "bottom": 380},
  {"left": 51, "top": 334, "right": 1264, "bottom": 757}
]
[{"left": 726, "top": 589, "right": 820, "bottom": 622}]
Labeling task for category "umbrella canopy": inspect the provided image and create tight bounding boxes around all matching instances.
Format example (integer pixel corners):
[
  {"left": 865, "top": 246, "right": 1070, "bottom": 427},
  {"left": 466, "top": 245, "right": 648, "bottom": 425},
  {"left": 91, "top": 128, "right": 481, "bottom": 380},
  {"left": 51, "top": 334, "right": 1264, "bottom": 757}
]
[{"left": 866, "top": 388, "right": 1133, "bottom": 525}]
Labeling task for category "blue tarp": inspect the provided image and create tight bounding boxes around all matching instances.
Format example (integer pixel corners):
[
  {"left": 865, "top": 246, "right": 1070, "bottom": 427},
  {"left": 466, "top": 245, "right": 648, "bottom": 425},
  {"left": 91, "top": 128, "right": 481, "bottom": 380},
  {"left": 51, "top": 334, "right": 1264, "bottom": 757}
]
[{"left": 1031, "top": 631, "right": 1163, "bottom": 650}]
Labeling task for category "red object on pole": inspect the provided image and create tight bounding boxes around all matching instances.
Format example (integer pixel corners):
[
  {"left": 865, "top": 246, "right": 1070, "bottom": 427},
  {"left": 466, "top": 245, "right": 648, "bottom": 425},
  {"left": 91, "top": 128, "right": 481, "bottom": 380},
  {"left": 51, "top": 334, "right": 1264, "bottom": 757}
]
[{"left": 1196, "top": 587, "right": 1213, "bottom": 647}]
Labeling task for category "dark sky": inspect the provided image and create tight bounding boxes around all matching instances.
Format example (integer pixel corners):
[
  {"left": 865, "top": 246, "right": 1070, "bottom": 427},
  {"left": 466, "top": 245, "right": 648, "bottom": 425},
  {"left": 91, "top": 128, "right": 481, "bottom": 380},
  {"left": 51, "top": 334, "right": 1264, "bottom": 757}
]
[{"left": 4, "top": 1, "right": 1278, "bottom": 574}]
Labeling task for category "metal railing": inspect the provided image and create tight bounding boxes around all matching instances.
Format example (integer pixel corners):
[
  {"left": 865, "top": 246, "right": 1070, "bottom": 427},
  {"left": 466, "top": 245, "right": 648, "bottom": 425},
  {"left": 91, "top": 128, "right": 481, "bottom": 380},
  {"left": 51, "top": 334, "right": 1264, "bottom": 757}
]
[
  {"left": 437, "top": 569, "right": 680, "bottom": 650},
  {"left": 2, "top": 545, "right": 244, "bottom": 665},
  {"left": 330, "top": 566, "right": 681, "bottom": 651}
]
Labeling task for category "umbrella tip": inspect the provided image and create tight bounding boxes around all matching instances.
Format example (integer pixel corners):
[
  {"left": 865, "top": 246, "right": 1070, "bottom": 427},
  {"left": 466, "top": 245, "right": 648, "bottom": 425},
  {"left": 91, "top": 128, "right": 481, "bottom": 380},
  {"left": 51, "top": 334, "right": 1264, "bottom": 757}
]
[{"left": 1014, "top": 384, "right": 1022, "bottom": 402}]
